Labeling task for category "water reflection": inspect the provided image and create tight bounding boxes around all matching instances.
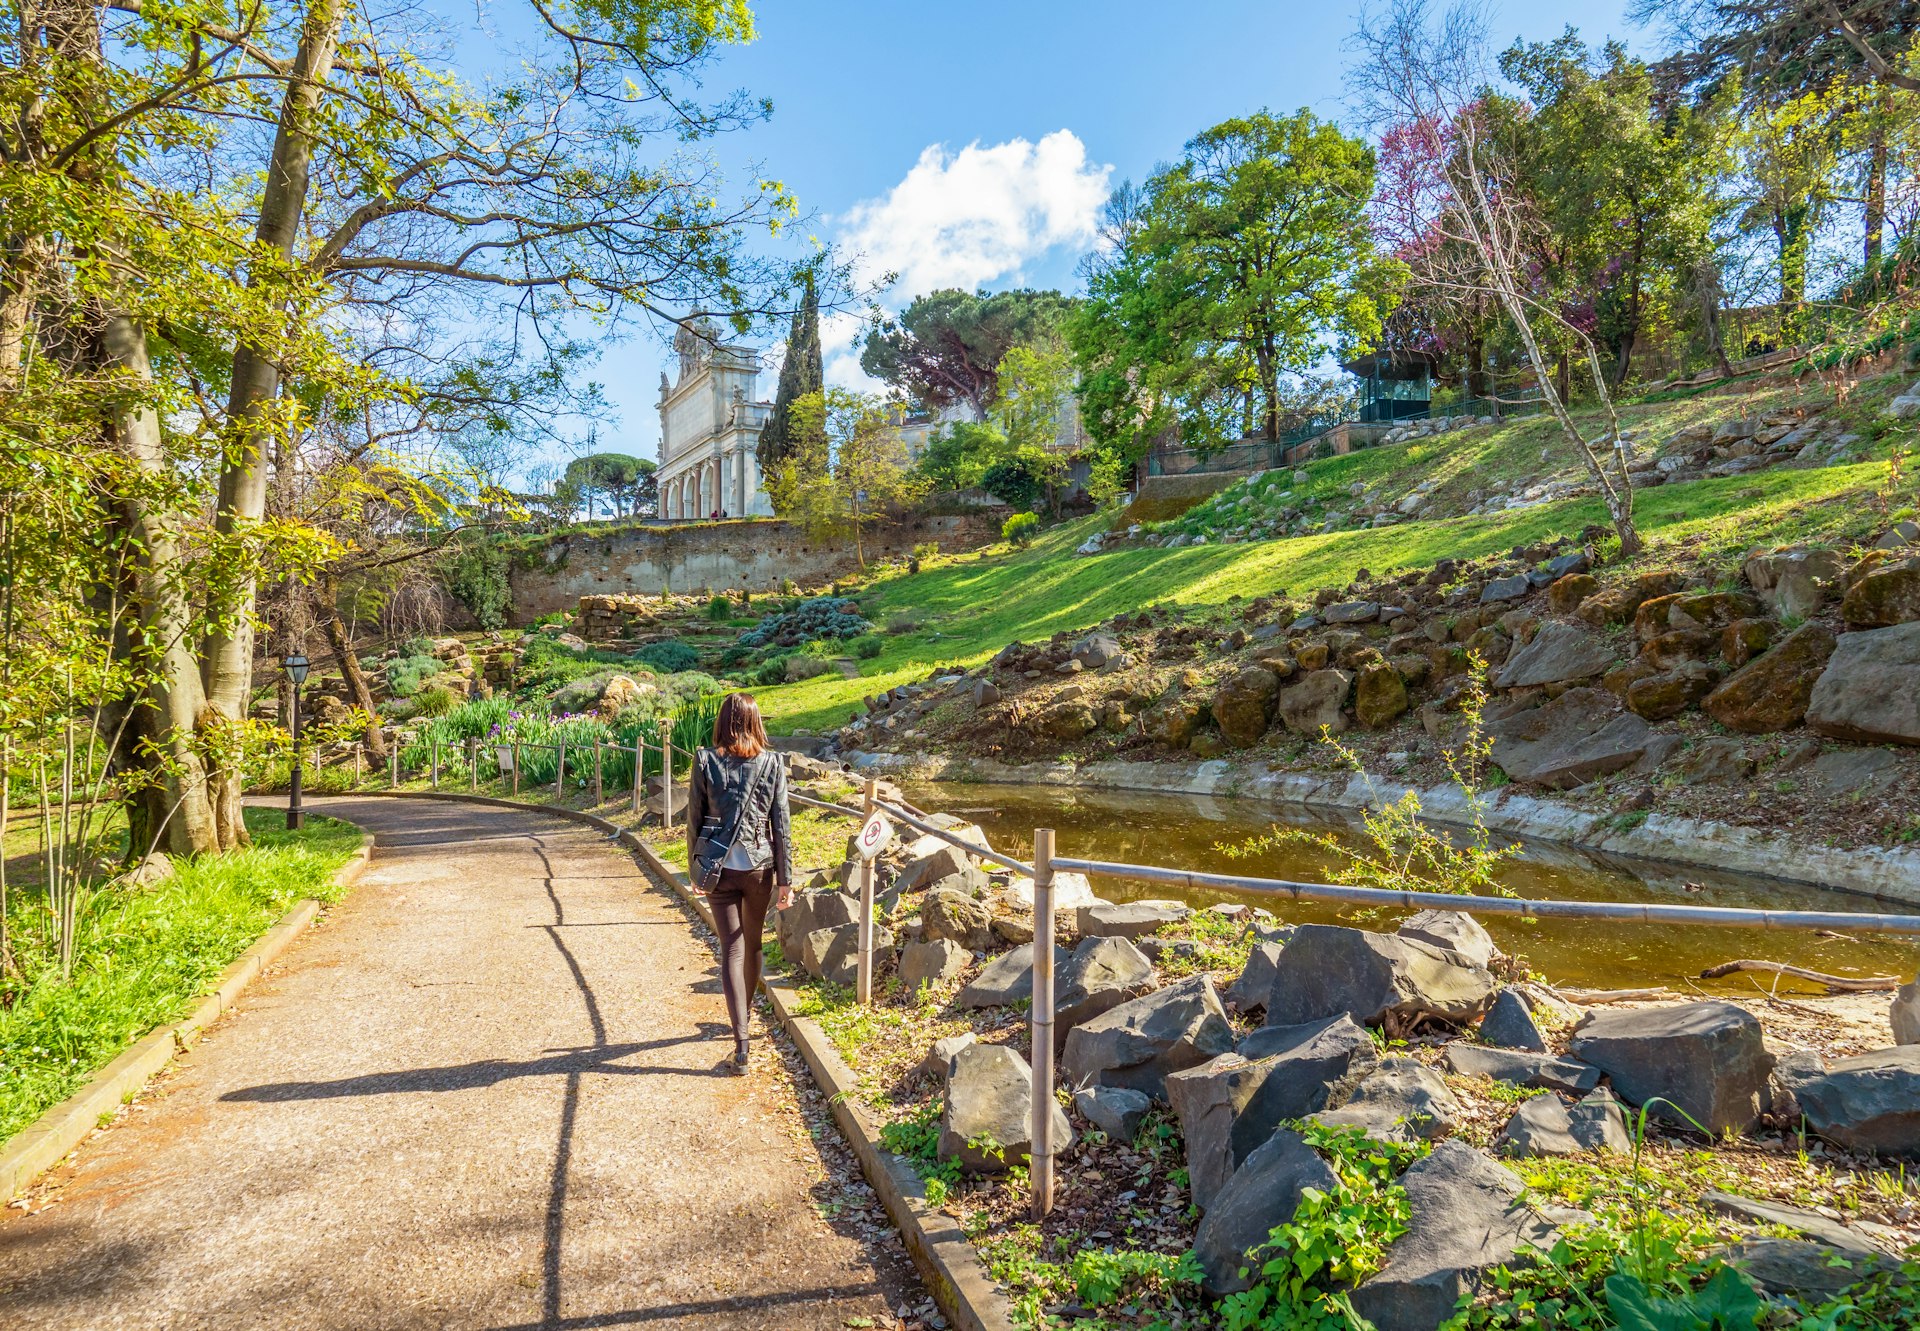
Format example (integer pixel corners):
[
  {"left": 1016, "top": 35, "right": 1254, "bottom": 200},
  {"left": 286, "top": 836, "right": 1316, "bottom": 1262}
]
[{"left": 908, "top": 781, "right": 1920, "bottom": 993}]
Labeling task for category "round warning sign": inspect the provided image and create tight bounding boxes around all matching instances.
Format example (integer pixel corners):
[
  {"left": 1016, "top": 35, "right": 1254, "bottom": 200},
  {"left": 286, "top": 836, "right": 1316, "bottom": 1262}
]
[{"left": 854, "top": 810, "right": 894, "bottom": 860}]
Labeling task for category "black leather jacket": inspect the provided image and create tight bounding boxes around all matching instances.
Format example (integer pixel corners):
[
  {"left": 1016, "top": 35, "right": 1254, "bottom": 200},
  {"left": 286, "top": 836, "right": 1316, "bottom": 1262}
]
[{"left": 686, "top": 747, "right": 792, "bottom": 885}]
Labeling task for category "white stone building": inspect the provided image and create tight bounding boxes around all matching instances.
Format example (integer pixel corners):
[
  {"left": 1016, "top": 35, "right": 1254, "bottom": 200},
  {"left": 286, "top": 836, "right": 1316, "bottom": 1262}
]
[{"left": 655, "top": 319, "right": 776, "bottom": 519}]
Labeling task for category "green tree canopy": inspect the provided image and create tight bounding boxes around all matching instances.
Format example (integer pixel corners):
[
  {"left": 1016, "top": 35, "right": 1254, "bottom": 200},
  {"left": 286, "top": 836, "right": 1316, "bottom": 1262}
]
[
  {"left": 1072, "top": 108, "right": 1403, "bottom": 458},
  {"left": 860, "top": 287, "right": 1074, "bottom": 417},
  {"left": 757, "top": 268, "right": 824, "bottom": 473}
]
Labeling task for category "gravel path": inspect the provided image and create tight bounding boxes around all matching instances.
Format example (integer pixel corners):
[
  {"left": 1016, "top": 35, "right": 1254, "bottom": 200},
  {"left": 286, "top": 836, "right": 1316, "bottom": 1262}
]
[{"left": 0, "top": 796, "right": 922, "bottom": 1329}]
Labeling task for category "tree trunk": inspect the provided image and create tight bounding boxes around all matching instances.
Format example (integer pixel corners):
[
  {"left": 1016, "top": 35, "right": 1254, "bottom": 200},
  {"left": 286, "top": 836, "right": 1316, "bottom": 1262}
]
[
  {"left": 1466, "top": 337, "right": 1488, "bottom": 401},
  {"left": 1866, "top": 114, "right": 1888, "bottom": 272},
  {"left": 1611, "top": 329, "right": 1635, "bottom": 389},
  {"left": 318, "top": 571, "right": 387, "bottom": 761},
  {"left": 100, "top": 309, "right": 220, "bottom": 857},
  {"left": 201, "top": 0, "right": 347, "bottom": 850}
]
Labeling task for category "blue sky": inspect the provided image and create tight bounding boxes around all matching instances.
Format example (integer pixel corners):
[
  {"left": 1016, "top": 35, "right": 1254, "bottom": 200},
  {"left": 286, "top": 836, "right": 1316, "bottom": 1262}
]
[{"left": 520, "top": 0, "right": 1653, "bottom": 475}]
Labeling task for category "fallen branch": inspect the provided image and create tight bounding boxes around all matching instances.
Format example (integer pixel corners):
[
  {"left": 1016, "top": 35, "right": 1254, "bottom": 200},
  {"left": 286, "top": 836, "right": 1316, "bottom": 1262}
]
[
  {"left": 1699, "top": 960, "right": 1900, "bottom": 993},
  {"left": 1561, "top": 986, "right": 1671, "bottom": 1004}
]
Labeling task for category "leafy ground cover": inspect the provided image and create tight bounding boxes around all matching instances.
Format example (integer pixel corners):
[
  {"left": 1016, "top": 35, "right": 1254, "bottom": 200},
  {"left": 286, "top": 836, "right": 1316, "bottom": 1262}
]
[{"left": 0, "top": 808, "right": 363, "bottom": 1144}]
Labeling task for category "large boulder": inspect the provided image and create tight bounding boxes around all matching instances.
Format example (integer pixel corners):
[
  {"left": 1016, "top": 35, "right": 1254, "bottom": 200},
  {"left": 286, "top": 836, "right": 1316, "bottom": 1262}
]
[
  {"left": 1192, "top": 1129, "right": 1339, "bottom": 1295},
  {"left": 921, "top": 886, "right": 994, "bottom": 952},
  {"left": 1493, "top": 622, "right": 1616, "bottom": 689},
  {"left": 955, "top": 942, "right": 1068, "bottom": 1009},
  {"left": 1168, "top": 1015, "right": 1377, "bottom": 1211},
  {"left": 1486, "top": 688, "right": 1659, "bottom": 789},
  {"left": 1073, "top": 633, "right": 1125, "bottom": 670},
  {"left": 1062, "top": 974, "right": 1237, "bottom": 1101},
  {"left": 899, "top": 938, "right": 970, "bottom": 991},
  {"left": 1212, "top": 665, "right": 1282, "bottom": 747},
  {"left": 800, "top": 922, "right": 894, "bottom": 987},
  {"left": 1806, "top": 622, "right": 1920, "bottom": 745},
  {"left": 1226, "top": 942, "right": 1284, "bottom": 1015},
  {"left": 1703, "top": 623, "right": 1838, "bottom": 734},
  {"left": 1396, "top": 910, "right": 1499, "bottom": 969},
  {"left": 1076, "top": 900, "right": 1191, "bottom": 940},
  {"left": 1349, "top": 1142, "right": 1575, "bottom": 1331},
  {"left": 776, "top": 888, "right": 858, "bottom": 957},
  {"left": 892, "top": 836, "right": 986, "bottom": 894},
  {"left": 938, "top": 1044, "right": 1071, "bottom": 1174},
  {"left": 1054, "top": 936, "right": 1158, "bottom": 1047},
  {"left": 1840, "top": 559, "right": 1920, "bottom": 628},
  {"left": 1277, "top": 669, "right": 1353, "bottom": 736},
  {"left": 1074, "top": 1085, "right": 1152, "bottom": 1144},
  {"left": 1723, "top": 1239, "right": 1905, "bottom": 1300},
  {"left": 1141, "top": 695, "right": 1206, "bottom": 749},
  {"left": 1353, "top": 661, "right": 1410, "bottom": 729},
  {"left": 1032, "top": 699, "right": 1098, "bottom": 740},
  {"left": 917, "top": 1032, "right": 976, "bottom": 1080},
  {"left": 1310, "top": 1057, "right": 1461, "bottom": 1144},
  {"left": 1478, "top": 989, "right": 1547, "bottom": 1052},
  {"left": 1444, "top": 1045, "right": 1601, "bottom": 1095},
  {"left": 1263, "top": 925, "right": 1496, "bottom": 1029},
  {"left": 1568, "top": 1001, "right": 1772, "bottom": 1134},
  {"left": 1745, "top": 545, "right": 1845, "bottom": 619},
  {"left": 1625, "top": 662, "right": 1721, "bottom": 721},
  {"left": 1790, "top": 1046, "right": 1920, "bottom": 1156},
  {"left": 1493, "top": 1087, "right": 1633, "bottom": 1158}
]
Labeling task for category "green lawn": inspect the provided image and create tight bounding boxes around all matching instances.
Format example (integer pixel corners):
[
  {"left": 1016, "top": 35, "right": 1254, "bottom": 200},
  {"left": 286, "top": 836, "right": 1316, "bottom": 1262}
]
[
  {"left": 0, "top": 808, "right": 363, "bottom": 1144},
  {"left": 755, "top": 455, "right": 1895, "bottom": 734}
]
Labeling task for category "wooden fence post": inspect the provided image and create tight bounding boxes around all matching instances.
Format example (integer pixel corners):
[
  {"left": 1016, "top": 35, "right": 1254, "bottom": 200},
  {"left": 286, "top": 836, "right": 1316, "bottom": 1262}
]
[
  {"left": 468, "top": 738, "right": 478, "bottom": 791},
  {"left": 354, "top": 744, "right": 363, "bottom": 785},
  {"left": 661, "top": 735, "right": 673, "bottom": 832},
  {"left": 631, "top": 735, "right": 644, "bottom": 816},
  {"left": 856, "top": 777, "right": 878, "bottom": 1006},
  {"left": 431, "top": 740, "right": 440, "bottom": 790},
  {"left": 556, "top": 741, "right": 566, "bottom": 796},
  {"left": 593, "top": 740, "right": 603, "bottom": 805},
  {"left": 1031, "top": 826, "right": 1057, "bottom": 1222},
  {"left": 390, "top": 743, "right": 399, "bottom": 789},
  {"left": 512, "top": 742, "right": 520, "bottom": 797}
]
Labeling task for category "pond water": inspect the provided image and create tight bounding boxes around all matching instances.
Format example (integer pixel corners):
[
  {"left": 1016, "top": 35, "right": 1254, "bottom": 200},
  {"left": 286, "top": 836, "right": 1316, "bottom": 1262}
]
[{"left": 902, "top": 780, "right": 1920, "bottom": 994}]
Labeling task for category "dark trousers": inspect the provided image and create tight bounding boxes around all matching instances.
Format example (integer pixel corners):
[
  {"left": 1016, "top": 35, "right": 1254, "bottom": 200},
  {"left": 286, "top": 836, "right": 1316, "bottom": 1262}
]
[{"left": 709, "top": 865, "right": 774, "bottom": 1045}]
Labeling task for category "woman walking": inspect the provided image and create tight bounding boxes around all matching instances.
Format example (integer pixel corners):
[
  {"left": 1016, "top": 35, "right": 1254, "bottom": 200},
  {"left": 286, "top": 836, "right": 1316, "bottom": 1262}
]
[{"left": 686, "top": 692, "right": 792, "bottom": 1073}]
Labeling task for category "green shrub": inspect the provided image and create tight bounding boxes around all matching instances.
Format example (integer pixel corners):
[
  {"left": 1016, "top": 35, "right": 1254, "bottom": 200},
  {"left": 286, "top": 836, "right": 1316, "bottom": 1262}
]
[
  {"left": 384, "top": 653, "right": 442, "bottom": 699},
  {"left": 399, "top": 635, "right": 434, "bottom": 658},
  {"left": 413, "top": 685, "right": 459, "bottom": 717},
  {"left": 705, "top": 594, "right": 731, "bottom": 621},
  {"left": 441, "top": 538, "right": 512, "bottom": 629},
  {"left": 635, "top": 639, "right": 699, "bottom": 674},
  {"left": 852, "top": 635, "right": 884, "bottom": 660},
  {"left": 753, "top": 656, "right": 793, "bottom": 686},
  {"left": 1003, "top": 511, "right": 1040, "bottom": 547}
]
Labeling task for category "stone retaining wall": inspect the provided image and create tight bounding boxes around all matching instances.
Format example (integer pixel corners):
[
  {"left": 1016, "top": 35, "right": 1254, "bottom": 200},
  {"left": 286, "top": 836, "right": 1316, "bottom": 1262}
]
[{"left": 504, "top": 512, "right": 1002, "bottom": 624}]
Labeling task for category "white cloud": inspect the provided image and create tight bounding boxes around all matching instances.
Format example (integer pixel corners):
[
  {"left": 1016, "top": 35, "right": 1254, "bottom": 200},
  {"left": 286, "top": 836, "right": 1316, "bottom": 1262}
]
[{"left": 837, "top": 130, "right": 1112, "bottom": 301}]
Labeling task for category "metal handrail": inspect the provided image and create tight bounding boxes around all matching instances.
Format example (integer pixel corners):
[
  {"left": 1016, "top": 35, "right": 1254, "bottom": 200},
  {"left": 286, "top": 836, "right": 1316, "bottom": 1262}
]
[
  {"left": 1050, "top": 855, "right": 1920, "bottom": 934},
  {"left": 789, "top": 789, "right": 1037, "bottom": 878}
]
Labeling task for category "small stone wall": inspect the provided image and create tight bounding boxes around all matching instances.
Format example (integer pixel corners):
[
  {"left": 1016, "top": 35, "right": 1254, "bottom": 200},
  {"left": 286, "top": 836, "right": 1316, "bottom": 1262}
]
[{"left": 504, "top": 513, "right": 1001, "bottom": 625}]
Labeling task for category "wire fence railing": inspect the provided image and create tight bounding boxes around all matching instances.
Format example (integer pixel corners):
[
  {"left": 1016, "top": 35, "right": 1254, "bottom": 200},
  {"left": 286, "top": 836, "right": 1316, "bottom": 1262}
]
[{"left": 255, "top": 744, "right": 1920, "bottom": 1222}]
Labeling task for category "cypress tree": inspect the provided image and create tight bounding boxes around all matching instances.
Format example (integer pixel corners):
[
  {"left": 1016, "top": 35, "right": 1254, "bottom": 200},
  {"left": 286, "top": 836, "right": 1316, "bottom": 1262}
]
[{"left": 757, "top": 268, "right": 823, "bottom": 473}]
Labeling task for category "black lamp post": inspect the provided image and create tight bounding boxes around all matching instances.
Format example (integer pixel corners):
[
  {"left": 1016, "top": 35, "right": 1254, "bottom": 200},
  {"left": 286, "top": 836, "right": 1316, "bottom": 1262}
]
[{"left": 284, "top": 653, "right": 310, "bottom": 830}]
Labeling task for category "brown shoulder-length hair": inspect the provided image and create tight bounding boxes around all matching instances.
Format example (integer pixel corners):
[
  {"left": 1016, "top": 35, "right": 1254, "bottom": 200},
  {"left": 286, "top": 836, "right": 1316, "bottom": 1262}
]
[{"left": 712, "top": 691, "right": 768, "bottom": 759}]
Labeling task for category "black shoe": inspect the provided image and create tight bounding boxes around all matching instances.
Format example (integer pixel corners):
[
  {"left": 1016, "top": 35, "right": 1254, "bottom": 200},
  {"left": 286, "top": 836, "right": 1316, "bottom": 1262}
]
[{"left": 730, "top": 1044, "right": 750, "bottom": 1074}]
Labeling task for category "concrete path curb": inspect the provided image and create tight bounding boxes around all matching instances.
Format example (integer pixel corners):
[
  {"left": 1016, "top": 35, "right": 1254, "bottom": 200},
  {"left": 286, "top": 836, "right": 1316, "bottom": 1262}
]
[
  {"left": 327, "top": 789, "right": 1017, "bottom": 1331},
  {"left": 0, "top": 832, "right": 374, "bottom": 1204}
]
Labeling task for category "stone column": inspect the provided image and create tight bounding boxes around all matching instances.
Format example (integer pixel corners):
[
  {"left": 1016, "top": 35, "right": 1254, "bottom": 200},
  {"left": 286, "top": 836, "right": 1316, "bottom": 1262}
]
[{"left": 731, "top": 448, "right": 746, "bottom": 515}]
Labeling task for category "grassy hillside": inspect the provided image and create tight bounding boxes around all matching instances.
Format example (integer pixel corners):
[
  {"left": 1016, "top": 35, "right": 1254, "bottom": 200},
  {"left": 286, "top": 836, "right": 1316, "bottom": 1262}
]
[{"left": 755, "top": 370, "right": 1913, "bottom": 735}]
